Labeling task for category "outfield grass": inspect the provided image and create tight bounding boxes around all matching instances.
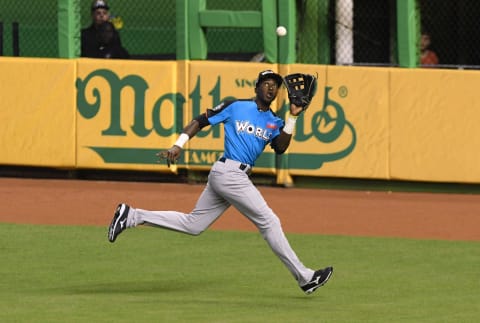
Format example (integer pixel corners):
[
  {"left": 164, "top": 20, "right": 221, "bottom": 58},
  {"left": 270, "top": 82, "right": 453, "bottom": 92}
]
[{"left": 0, "top": 223, "right": 478, "bottom": 323}]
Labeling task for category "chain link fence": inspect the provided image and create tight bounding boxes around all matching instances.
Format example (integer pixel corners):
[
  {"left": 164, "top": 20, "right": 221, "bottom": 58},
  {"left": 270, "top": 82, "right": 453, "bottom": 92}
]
[
  {"left": 1, "top": 0, "right": 480, "bottom": 68},
  {"left": 0, "top": 0, "right": 57, "bottom": 57},
  {"left": 419, "top": 0, "right": 480, "bottom": 68},
  {"left": 297, "top": 0, "right": 397, "bottom": 66},
  {"left": 96, "top": 0, "right": 176, "bottom": 59},
  {"left": 0, "top": 0, "right": 262, "bottom": 60},
  {"left": 205, "top": 0, "right": 263, "bottom": 61}
]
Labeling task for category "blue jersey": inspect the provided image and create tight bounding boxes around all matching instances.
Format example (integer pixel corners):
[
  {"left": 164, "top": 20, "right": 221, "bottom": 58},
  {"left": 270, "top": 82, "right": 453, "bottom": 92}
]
[{"left": 207, "top": 100, "right": 284, "bottom": 166}]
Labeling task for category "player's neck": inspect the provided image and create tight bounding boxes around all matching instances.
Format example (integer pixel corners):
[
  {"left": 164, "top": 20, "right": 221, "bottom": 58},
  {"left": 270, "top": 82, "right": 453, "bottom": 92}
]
[{"left": 255, "top": 98, "right": 271, "bottom": 112}]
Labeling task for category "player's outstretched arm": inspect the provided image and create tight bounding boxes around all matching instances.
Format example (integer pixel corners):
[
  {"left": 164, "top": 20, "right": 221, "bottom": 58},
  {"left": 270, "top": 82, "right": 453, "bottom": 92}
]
[
  {"left": 157, "top": 114, "right": 210, "bottom": 167},
  {"left": 271, "top": 103, "right": 303, "bottom": 154}
]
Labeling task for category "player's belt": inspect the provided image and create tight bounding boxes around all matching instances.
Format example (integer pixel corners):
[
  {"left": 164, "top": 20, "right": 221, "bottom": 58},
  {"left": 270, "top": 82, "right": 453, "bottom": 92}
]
[{"left": 218, "top": 157, "right": 251, "bottom": 174}]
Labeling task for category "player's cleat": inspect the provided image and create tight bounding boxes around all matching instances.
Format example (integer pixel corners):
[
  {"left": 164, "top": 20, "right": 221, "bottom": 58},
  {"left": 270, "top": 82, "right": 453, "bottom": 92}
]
[
  {"left": 108, "top": 203, "right": 130, "bottom": 243},
  {"left": 300, "top": 266, "right": 333, "bottom": 295}
]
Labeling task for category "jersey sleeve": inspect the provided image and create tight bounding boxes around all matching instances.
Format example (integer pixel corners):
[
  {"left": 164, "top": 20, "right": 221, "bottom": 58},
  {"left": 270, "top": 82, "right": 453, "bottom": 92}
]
[
  {"left": 206, "top": 100, "right": 235, "bottom": 126},
  {"left": 270, "top": 118, "right": 284, "bottom": 141}
]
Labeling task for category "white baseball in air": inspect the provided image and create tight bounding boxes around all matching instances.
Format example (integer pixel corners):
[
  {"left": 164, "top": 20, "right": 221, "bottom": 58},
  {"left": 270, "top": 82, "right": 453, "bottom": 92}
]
[{"left": 276, "top": 26, "right": 287, "bottom": 37}]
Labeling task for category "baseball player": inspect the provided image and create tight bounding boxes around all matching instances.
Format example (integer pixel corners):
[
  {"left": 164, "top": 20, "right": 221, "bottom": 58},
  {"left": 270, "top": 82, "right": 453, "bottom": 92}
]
[{"left": 108, "top": 70, "right": 333, "bottom": 294}]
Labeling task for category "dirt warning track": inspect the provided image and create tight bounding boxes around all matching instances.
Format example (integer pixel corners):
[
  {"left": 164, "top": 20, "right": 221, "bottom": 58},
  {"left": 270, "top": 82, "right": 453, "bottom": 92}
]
[{"left": 1, "top": 177, "right": 479, "bottom": 241}]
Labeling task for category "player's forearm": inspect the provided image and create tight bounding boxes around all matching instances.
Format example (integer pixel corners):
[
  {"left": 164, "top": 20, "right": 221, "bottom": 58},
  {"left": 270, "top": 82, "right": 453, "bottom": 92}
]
[
  {"left": 273, "top": 132, "right": 292, "bottom": 154},
  {"left": 174, "top": 114, "right": 209, "bottom": 148},
  {"left": 172, "top": 120, "right": 200, "bottom": 149},
  {"left": 183, "top": 113, "right": 210, "bottom": 138},
  {"left": 273, "top": 114, "right": 298, "bottom": 154}
]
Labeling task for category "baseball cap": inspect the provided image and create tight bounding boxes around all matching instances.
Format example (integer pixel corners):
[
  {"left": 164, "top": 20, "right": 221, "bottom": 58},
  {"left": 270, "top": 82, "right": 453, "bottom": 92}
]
[
  {"left": 91, "top": 0, "right": 110, "bottom": 11},
  {"left": 255, "top": 70, "right": 283, "bottom": 87}
]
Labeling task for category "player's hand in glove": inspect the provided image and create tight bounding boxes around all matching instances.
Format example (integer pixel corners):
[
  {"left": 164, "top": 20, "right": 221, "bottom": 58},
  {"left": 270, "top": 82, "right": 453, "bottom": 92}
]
[
  {"left": 289, "top": 102, "right": 305, "bottom": 117},
  {"left": 283, "top": 73, "right": 318, "bottom": 112},
  {"left": 157, "top": 146, "right": 182, "bottom": 167}
]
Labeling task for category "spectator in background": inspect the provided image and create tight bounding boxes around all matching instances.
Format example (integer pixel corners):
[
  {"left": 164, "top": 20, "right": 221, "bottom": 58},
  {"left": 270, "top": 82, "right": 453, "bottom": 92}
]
[
  {"left": 420, "top": 31, "right": 439, "bottom": 66},
  {"left": 95, "top": 21, "right": 130, "bottom": 59},
  {"left": 81, "top": 0, "right": 128, "bottom": 58}
]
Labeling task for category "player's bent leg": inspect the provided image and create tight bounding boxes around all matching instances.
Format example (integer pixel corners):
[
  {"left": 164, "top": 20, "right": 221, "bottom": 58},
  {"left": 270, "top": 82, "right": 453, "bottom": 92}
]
[
  {"left": 127, "top": 183, "right": 230, "bottom": 235},
  {"left": 133, "top": 208, "right": 222, "bottom": 235}
]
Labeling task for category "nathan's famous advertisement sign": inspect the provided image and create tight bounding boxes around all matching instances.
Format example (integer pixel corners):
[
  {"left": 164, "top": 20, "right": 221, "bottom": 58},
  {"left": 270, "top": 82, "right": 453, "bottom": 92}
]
[{"left": 76, "top": 60, "right": 387, "bottom": 179}]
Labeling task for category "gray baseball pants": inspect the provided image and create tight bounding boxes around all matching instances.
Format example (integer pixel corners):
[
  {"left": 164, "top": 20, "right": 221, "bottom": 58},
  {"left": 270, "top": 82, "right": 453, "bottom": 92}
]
[{"left": 127, "top": 158, "right": 315, "bottom": 285}]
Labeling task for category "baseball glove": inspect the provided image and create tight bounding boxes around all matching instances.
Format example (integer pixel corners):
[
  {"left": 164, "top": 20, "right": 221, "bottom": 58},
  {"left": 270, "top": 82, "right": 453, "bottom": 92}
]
[{"left": 283, "top": 73, "right": 318, "bottom": 111}]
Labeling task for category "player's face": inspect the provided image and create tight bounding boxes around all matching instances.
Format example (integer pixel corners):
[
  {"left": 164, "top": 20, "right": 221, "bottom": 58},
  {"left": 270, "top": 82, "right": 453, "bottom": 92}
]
[{"left": 257, "top": 79, "right": 279, "bottom": 103}]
